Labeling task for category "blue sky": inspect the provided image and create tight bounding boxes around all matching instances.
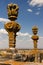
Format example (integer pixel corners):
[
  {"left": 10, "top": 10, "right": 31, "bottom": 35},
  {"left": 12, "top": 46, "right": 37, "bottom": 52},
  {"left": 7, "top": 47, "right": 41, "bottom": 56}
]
[{"left": 0, "top": 0, "right": 43, "bottom": 49}]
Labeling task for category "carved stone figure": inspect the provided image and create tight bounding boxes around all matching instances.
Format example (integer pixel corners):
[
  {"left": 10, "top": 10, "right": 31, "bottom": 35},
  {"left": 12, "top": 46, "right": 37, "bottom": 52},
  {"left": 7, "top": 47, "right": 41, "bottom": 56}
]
[
  {"left": 7, "top": 3, "right": 19, "bottom": 20},
  {"left": 4, "top": 3, "right": 21, "bottom": 48},
  {"left": 31, "top": 26, "right": 39, "bottom": 49}
]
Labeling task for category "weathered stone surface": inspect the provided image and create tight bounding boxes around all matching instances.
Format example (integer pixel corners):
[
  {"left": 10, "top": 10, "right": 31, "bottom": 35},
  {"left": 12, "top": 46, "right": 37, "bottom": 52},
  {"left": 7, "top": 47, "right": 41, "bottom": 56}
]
[{"left": 4, "top": 3, "right": 21, "bottom": 48}]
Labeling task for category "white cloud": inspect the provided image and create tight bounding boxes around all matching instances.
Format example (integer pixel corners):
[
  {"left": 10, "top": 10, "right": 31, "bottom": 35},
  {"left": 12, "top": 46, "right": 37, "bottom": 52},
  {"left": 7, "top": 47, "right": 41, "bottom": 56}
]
[
  {"left": 0, "top": 29, "right": 43, "bottom": 49},
  {"left": 0, "top": 18, "right": 10, "bottom": 23},
  {"left": 39, "top": 36, "right": 43, "bottom": 38},
  {"left": 0, "top": 29, "right": 33, "bottom": 49},
  {"left": 0, "top": 29, "right": 8, "bottom": 34},
  {"left": 28, "top": 0, "right": 43, "bottom": 7},
  {"left": 0, "top": 29, "right": 9, "bottom": 49},
  {"left": 35, "top": 11, "right": 40, "bottom": 15},
  {"left": 17, "top": 32, "right": 31, "bottom": 37},
  {"left": 0, "top": 29, "right": 31, "bottom": 37},
  {"left": 27, "top": 9, "right": 33, "bottom": 12}
]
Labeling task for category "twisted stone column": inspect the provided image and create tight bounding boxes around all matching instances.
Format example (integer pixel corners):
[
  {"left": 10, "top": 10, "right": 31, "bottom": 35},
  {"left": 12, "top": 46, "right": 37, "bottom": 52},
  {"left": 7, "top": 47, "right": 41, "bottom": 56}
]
[
  {"left": 4, "top": 3, "right": 21, "bottom": 48},
  {"left": 31, "top": 26, "right": 39, "bottom": 49},
  {"left": 31, "top": 26, "right": 39, "bottom": 62}
]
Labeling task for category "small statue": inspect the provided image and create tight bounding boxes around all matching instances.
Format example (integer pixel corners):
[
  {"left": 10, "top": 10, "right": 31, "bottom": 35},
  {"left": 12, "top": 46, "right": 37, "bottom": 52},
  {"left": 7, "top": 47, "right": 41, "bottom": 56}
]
[
  {"left": 31, "top": 26, "right": 39, "bottom": 49},
  {"left": 4, "top": 3, "right": 21, "bottom": 48}
]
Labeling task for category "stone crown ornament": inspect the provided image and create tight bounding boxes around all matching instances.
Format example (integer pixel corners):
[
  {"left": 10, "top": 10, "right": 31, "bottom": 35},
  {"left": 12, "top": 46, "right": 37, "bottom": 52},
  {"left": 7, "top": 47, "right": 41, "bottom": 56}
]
[
  {"left": 32, "top": 26, "right": 38, "bottom": 35},
  {"left": 7, "top": 3, "right": 19, "bottom": 20}
]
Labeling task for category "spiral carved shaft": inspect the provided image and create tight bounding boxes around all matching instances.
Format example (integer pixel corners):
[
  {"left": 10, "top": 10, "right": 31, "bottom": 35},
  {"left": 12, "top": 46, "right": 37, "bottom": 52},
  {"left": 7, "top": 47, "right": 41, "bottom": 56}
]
[{"left": 8, "top": 32, "right": 16, "bottom": 48}]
